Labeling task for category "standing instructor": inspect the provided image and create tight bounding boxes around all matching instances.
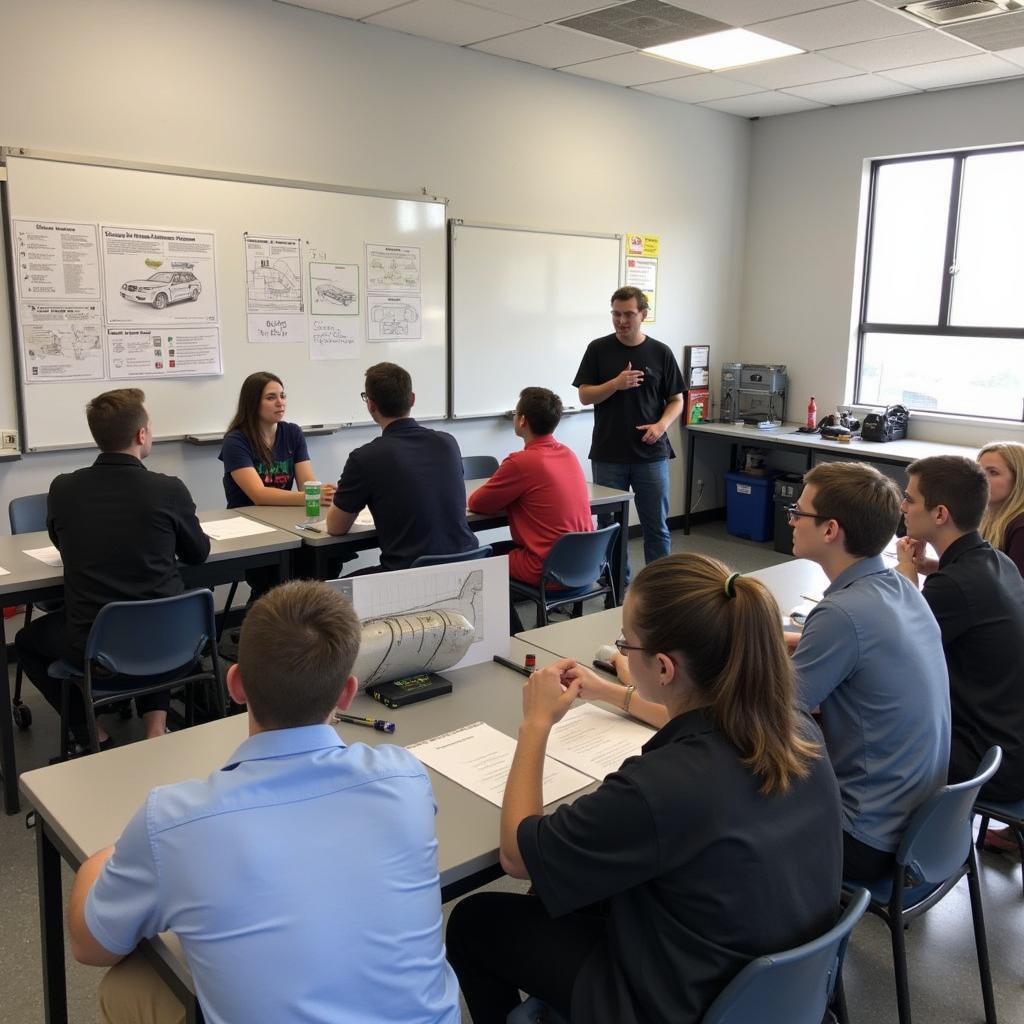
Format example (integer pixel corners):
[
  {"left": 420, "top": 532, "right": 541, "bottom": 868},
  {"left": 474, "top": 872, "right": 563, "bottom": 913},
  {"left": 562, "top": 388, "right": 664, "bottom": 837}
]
[{"left": 574, "top": 286, "right": 684, "bottom": 575}]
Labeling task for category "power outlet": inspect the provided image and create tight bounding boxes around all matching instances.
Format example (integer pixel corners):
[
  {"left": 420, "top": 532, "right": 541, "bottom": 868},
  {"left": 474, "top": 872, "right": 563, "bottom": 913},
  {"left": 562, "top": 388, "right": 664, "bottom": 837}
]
[{"left": 1, "top": 429, "right": 18, "bottom": 451}]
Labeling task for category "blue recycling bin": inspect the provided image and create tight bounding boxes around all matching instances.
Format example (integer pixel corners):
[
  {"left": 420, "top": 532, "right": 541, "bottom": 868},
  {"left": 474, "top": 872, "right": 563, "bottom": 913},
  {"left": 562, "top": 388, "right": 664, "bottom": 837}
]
[{"left": 725, "top": 471, "right": 775, "bottom": 543}]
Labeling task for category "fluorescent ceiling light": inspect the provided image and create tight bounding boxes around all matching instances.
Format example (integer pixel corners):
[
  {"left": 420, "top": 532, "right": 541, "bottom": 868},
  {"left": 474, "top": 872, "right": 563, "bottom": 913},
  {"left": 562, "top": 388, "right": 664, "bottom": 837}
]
[{"left": 645, "top": 29, "right": 802, "bottom": 71}]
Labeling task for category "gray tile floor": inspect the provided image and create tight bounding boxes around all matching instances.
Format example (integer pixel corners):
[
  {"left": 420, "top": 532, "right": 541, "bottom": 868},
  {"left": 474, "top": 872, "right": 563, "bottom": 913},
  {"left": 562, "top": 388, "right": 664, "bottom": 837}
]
[{"left": 2, "top": 526, "right": 1022, "bottom": 1023}]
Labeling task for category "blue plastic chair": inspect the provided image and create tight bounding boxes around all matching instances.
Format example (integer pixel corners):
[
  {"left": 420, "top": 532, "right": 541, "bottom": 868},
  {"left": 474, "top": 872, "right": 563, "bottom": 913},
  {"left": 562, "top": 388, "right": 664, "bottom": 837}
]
[
  {"left": 411, "top": 545, "right": 493, "bottom": 568},
  {"left": 8, "top": 493, "right": 64, "bottom": 731},
  {"left": 508, "top": 525, "right": 619, "bottom": 627},
  {"left": 974, "top": 795, "right": 1024, "bottom": 896},
  {"left": 462, "top": 455, "right": 498, "bottom": 480},
  {"left": 508, "top": 889, "right": 870, "bottom": 1024},
  {"left": 843, "top": 746, "right": 1002, "bottom": 1024},
  {"left": 48, "top": 589, "right": 225, "bottom": 760}
]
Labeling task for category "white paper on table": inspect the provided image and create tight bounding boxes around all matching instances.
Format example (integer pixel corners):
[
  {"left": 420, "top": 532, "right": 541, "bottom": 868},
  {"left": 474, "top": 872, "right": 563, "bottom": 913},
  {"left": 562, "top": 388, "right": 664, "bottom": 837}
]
[
  {"left": 24, "top": 546, "right": 62, "bottom": 568},
  {"left": 355, "top": 508, "right": 375, "bottom": 527},
  {"left": 201, "top": 518, "right": 277, "bottom": 541},
  {"left": 546, "top": 704, "right": 653, "bottom": 781},
  {"left": 0, "top": 566, "right": 9, "bottom": 576},
  {"left": 408, "top": 721, "right": 590, "bottom": 808}
]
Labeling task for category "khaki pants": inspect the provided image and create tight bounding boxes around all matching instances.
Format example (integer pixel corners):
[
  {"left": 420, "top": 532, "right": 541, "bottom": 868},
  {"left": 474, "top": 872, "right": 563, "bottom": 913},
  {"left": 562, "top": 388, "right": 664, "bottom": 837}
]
[{"left": 99, "top": 950, "right": 186, "bottom": 1024}]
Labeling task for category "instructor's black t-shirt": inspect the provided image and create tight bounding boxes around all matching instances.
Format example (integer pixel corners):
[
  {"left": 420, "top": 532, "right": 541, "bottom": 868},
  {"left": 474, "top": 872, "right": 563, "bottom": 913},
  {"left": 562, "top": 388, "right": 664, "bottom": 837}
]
[{"left": 573, "top": 333, "right": 683, "bottom": 463}]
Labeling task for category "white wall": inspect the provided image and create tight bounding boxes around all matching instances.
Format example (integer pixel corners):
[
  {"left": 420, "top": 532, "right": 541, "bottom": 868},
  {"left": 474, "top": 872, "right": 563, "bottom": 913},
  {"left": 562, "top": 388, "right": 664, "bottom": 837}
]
[
  {"left": 739, "top": 77, "right": 1024, "bottom": 449},
  {"left": 0, "top": 0, "right": 751, "bottom": 519}
]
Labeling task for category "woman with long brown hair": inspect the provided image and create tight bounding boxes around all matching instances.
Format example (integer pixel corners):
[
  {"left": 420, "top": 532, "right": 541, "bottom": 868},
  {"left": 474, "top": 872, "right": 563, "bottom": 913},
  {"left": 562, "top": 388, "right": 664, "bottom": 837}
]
[
  {"left": 978, "top": 441, "right": 1024, "bottom": 576},
  {"left": 446, "top": 553, "right": 842, "bottom": 1024}
]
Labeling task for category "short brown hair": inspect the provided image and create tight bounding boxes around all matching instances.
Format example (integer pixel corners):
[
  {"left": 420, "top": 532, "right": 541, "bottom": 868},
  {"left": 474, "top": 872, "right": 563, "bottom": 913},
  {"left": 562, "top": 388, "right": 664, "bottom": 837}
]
[
  {"left": 365, "top": 362, "right": 413, "bottom": 418},
  {"left": 516, "top": 387, "right": 562, "bottom": 436},
  {"left": 908, "top": 455, "right": 988, "bottom": 532},
  {"left": 86, "top": 389, "right": 148, "bottom": 452},
  {"left": 630, "top": 554, "right": 819, "bottom": 795},
  {"left": 238, "top": 581, "right": 362, "bottom": 730},
  {"left": 611, "top": 285, "right": 648, "bottom": 313},
  {"left": 803, "top": 461, "right": 901, "bottom": 558}
]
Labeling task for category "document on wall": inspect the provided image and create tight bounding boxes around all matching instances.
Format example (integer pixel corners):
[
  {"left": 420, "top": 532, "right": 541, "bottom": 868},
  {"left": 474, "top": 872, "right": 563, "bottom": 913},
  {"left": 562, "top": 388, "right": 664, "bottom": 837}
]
[
  {"left": 106, "top": 328, "right": 223, "bottom": 379},
  {"left": 13, "top": 221, "right": 101, "bottom": 301},
  {"left": 101, "top": 225, "right": 219, "bottom": 326},
  {"left": 19, "top": 302, "right": 105, "bottom": 383},
  {"left": 545, "top": 704, "right": 653, "bottom": 781},
  {"left": 365, "top": 244, "right": 420, "bottom": 295},
  {"left": 367, "top": 295, "right": 421, "bottom": 342},
  {"left": 408, "top": 722, "right": 591, "bottom": 808},
  {"left": 247, "top": 313, "right": 307, "bottom": 345},
  {"left": 23, "top": 546, "right": 62, "bottom": 568},
  {"left": 310, "top": 316, "right": 359, "bottom": 360},
  {"left": 244, "top": 235, "right": 303, "bottom": 313},
  {"left": 309, "top": 262, "right": 359, "bottom": 316},
  {"left": 201, "top": 518, "right": 277, "bottom": 541}
]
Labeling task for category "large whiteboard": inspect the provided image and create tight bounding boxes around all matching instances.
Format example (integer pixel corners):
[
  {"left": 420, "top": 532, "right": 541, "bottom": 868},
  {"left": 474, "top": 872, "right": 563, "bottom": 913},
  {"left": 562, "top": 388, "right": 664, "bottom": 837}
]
[
  {"left": 2, "top": 153, "right": 447, "bottom": 450},
  {"left": 449, "top": 221, "right": 621, "bottom": 419}
]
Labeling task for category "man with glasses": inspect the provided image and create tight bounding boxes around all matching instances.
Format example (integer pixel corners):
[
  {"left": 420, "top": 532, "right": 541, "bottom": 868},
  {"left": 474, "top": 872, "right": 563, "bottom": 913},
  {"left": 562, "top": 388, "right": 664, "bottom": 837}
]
[
  {"left": 326, "top": 362, "right": 476, "bottom": 572},
  {"left": 573, "top": 286, "right": 683, "bottom": 577},
  {"left": 787, "top": 461, "right": 950, "bottom": 880}
]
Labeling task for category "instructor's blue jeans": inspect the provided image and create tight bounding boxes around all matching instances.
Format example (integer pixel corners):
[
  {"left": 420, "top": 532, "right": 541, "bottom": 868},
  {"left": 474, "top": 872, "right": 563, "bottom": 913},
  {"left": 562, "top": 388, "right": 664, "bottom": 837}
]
[{"left": 591, "top": 459, "right": 671, "bottom": 579}]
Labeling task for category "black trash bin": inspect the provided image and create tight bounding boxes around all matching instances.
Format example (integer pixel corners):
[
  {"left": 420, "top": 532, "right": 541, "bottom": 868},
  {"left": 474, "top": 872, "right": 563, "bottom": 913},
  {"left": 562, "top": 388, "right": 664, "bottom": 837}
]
[{"left": 773, "top": 474, "right": 804, "bottom": 555}]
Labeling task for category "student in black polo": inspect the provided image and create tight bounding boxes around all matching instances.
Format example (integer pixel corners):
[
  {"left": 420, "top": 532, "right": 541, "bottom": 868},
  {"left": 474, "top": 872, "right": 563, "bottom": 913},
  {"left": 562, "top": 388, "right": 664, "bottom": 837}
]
[
  {"left": 446, "top": 554, "right": 842, "bottom": 1024},
  {"left": 326, "top": 362, "right": 476, "bottom": 571}
]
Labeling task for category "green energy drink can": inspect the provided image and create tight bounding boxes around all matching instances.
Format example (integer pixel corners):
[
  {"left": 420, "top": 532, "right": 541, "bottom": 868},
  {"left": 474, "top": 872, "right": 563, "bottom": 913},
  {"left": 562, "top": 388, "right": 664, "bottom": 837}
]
[{"left": 304, "top": 481, "right": 322, "bottom": 520}]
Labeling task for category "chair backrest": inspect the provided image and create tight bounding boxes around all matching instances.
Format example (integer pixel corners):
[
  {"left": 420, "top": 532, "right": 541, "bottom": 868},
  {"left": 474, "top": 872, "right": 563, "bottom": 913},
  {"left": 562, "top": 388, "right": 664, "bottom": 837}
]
[
  {"left": 85, "top": 589, "right": 217, "bottom": 677},
  {"left": 9, "top": 492, "right": 48, "bottom": 535},
  {"left": 542, "top": 524, "right": 619, "bottom": 590},
  {"left": 462, "top": 455, "right": 499, "bottom": 480},
  {"left": 411, "top": 545, "right": 493, "bottom": 568},
  {"left": 896, "top": 745, "right": 1002, "bottom": 885},
  {"left": 702, "top": 888, "right": 870, "bottom": 1024}
]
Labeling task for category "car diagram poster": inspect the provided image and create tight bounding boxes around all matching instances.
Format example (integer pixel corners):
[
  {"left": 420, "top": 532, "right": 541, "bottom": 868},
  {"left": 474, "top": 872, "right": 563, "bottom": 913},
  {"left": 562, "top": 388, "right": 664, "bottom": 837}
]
[
  {"left": 365, "top": 244, "right": 420, "bottom": 294},
  {"left": 367, "top": 295, "right": 421, "bottom": 342},
  {"left": 106, "top": 327, "right": 223, "bottom": 380},
  {"left": 13, "top": 221, "right": 101, "bottom": 301},
  {"left": 244, "top": 235, "right": 302, "bottom": 313},
  {"left": 19, "top": 302, "right": 104, "bottom": 383},
  {"left": 101, "top": 225, "right": 219, "bottom": 326},
  {"left": 309, "top": 263, "right": 359, "bottom": 316}
]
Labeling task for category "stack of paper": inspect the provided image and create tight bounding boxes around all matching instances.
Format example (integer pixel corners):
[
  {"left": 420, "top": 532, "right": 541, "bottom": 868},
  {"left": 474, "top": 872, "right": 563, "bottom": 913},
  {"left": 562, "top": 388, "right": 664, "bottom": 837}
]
[{"left": 201, "top": 518, "right": 277, "bottom": 541}]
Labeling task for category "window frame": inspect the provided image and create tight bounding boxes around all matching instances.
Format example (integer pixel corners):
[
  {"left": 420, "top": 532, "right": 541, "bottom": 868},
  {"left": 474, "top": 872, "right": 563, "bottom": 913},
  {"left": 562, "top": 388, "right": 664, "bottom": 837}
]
[{"left": 855, "top": 143, "right": 1024, "bottom": 423}]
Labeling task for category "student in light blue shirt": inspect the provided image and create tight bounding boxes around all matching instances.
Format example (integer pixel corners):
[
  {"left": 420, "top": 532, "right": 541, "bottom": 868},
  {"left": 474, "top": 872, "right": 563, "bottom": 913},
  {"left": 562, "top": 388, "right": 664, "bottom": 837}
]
[
  {"left": 68, "top": 581, "right": 460, "bottom": 1024},
  {"left": 788, "top": 461, "right": 950, "bottom": 881}
]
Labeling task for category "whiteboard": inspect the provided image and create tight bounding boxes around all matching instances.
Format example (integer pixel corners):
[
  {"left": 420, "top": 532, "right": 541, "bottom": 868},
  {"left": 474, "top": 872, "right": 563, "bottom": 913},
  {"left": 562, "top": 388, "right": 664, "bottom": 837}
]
[
  {"left": 2, "top": 153, "right": 447, "bottom": 450},
  {"left": 450, "top": 221, "right": 621, "bottom": 419}
]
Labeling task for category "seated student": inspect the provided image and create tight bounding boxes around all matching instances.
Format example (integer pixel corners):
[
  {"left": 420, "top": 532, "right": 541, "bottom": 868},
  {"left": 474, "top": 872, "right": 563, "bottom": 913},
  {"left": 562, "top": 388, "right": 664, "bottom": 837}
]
[
  {"left": 219, "top": 371, "right": 335, "bottom": 508},
  {"left": 15, "top": 389, "right": 210, "bottom": 753},
  {"left": 327, "top": 362, "right": 476, "bottom": 571},
  {"left": 896, "top": 456, "right": 1024, "bottom": 811},
  {"left": 979, "top": 442, "right": 1024, "bottom": 577},
  {"left": 787, "top": 461, "right": 950, "bottom": 881},
  {"left": 447, "top": 554, "right": 842, "bottom": 1024},
  {"left": 68, "top": 580, "right": 460, "bottom": 1024}
]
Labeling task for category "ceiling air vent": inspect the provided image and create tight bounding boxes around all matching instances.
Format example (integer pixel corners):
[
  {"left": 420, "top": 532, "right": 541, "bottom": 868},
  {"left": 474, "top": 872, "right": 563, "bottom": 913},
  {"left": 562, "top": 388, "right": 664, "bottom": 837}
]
[{"left": 902, "top": 0, "right": 1024, "bottom": 26}]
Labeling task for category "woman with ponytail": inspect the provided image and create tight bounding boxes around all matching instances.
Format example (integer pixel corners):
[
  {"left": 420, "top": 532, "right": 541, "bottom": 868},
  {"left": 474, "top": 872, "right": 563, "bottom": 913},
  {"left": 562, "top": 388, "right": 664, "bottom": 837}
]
[{"left": 446, "top": 553, "right": 842, "bottom": 1024}]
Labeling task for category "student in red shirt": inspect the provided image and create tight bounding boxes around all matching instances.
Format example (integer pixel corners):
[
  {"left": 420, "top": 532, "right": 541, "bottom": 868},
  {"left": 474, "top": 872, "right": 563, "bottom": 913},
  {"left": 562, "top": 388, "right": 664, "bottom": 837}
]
[{"left": 468, "top": 388, "right": 593, "bottom": 628}]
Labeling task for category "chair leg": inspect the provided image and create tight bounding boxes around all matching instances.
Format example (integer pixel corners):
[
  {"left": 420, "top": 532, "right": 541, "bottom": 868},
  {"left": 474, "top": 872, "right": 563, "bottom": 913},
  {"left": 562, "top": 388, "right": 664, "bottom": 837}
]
[
  {"left": 975, "top": 813, "right": 990, "bottom": 851},
  {"left": 59, "top": 685, "right": 71, "bottom": 762},
  {"left": 570, "top": 601, "right": 583, "bottom": 618},
  {"left": 886, "top": 890, "right": 912, "bottom": 1024},
  {"left": 218, "top": 581, "right": 239, "bottom": 642},
  {"left": 13, "top": 602, "right": 34, "bottom": 704},
  {"left": 966, "top": 848, "right": 998, "bottom": 1024},
  {"left": 82, "top": 691, "right": 101, "bottom": 755},
  {"left": 833, "top": 971, "right": 850, "bottom": 1024}
]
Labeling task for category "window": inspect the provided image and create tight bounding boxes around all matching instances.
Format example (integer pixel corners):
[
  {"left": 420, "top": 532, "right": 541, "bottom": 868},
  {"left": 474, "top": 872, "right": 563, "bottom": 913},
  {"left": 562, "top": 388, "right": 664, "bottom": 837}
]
[{"left": 856, "top": 145, "right": 1024, "bottom": 422}]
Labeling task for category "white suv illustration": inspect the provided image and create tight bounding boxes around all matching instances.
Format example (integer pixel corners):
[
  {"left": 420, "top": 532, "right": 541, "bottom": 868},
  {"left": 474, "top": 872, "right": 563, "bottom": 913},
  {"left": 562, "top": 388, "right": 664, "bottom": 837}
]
[{"left": 121, "top": 271, "right": 201, "bottom": 310}]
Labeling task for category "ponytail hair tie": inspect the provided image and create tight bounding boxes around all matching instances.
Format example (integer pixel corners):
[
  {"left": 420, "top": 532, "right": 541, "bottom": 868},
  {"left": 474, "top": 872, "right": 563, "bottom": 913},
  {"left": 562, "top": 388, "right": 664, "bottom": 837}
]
[{"left": 724, "top": 572, "right": 741, "bottom": 599}]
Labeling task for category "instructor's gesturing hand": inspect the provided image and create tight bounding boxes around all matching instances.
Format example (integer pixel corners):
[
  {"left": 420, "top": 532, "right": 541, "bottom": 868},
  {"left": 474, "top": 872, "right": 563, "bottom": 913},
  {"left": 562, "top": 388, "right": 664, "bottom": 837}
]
[
  {"left": 636, "top": 421, "right": 666, "bottom": 444},
  {"left": 614, "top": 362, "right": 644, "bottom": 391}
]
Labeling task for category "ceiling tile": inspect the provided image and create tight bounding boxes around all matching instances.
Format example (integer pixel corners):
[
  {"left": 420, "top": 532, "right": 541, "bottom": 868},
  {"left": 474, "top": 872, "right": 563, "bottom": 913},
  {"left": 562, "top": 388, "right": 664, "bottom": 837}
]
[
  {"left": 725, "top": 51, "right": 860, "bottom": 88},
  {"left": 561, "top": 50, "right": 700, "bottom": 85},
  {"left": 943, "top": 10, "right": 1024, "bottom": 51},
  {"left": 365, "top": 0, "right": 533, "bottom": 45},
  {"left": 635, "top": 72, "right": 762, "bottom": 101},
  {"left": 462, "top": 0, "right": 615, "bottom": 19},
  {"left": 701, "top": 90, "right": 826, "bottom": 116},
  {"left": 660, "top": 0, "right": 850, "bottom": 27},
  {"left": 785, "top": 73, "right": 919, "bottom": 103},
  {"left": 755, "top": 1, "right": 920, "bottom": 50},
  {"left": 559, "top": 1, "right": 730, "bottom": 48},
  {"left": 881, "top": 52, "right": 1024, "bottom": 89},
  {"left": 470, "top": 24, "right": 633, "bottom": 68},
  {"left": 281, "top": 0, "right": 402, "bottom": 18},
  {"left": 820, "top": 30, "right": 981, "bottom": 71}
]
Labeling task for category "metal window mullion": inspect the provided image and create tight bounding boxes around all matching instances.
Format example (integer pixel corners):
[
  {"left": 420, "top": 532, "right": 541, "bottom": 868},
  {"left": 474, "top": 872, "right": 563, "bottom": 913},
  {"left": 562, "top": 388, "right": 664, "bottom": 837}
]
[{"left": 937, "top": 155, "right": 965, "bottom": 328}]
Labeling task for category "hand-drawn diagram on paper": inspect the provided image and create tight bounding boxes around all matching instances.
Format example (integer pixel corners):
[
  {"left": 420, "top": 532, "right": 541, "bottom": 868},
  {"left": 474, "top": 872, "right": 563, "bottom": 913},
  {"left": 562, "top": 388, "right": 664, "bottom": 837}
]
[
  {"left": 20, "top": 302, "right": 104, "bottom": 382},
  {"left": 245, "top": 236, "right": 302, "bottom": 312}
]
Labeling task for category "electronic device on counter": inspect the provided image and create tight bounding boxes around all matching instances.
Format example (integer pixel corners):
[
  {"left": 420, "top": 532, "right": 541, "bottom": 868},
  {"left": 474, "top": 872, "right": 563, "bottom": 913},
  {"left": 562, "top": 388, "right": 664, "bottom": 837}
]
[
  {"left": 366, "top": 674, "right": 452, "bottom": 708},
  {"left": 720, "top": 363, "right": 788, "bottom": 426},
  {"left": 861, "top": 405, "right": 909, "bottom": 443}
]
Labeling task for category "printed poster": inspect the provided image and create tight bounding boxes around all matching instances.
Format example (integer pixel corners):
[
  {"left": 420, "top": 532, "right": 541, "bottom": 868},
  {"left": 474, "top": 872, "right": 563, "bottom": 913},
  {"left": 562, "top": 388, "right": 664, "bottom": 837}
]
[
  {"left": 101, "top": 225, "right": 219, "bottom": 326},
  {"left": 310, "top": 263, "right": 359, "bottom": 316},
  {"left": 20, "top": 302, "right": 104, "bottom": 383},
  {"left": 106, "top": 327, "right": 222, "bottom": 379},
  {"left": 365, "top": 244, "right": 420, "bottom": 294},
  {"left": 367, "top": 295, "right": 421, "bottom": 342},
  {"left": 13, "top": 221, "right": 101, "bottom": 300},
  {"left": 624, "top": 256, "right": 658, "bottom": 323},
  {"left": 244, "top": 235, "right": 303, "bottom": 313}
]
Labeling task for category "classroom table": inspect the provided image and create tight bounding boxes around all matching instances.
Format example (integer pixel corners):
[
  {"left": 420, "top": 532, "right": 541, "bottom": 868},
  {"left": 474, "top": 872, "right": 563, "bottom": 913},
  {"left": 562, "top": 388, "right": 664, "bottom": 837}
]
[
  {"left": 517, "top": 558, "right": 830, "bottom": 666},
  {"left": 683, "top": 421, "right": 979, "bottom": 534},
  {"left": 236, "top": 478, "right": 634, "bottom": 601},
  {"left": 0, "top": 511, "right": 300, "bottom": 816},
  {"left": 20, "top": 638, "right": 570, "bottom": 1024}
]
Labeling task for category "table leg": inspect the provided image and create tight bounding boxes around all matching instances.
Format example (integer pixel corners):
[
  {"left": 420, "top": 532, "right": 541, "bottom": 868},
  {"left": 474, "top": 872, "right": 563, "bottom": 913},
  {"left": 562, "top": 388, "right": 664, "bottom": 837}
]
[
  {"left": 612, "top": 498, "right": 628, "bottom": 604},
  {"left": 683, "top": 429, "right": 696, "bottom": 536},
  {"left": 36, "top": 821, "right": 68, "bottom": 1024},
  {"left": 1, "top": 627, "right": 20, "bottom": 814}
]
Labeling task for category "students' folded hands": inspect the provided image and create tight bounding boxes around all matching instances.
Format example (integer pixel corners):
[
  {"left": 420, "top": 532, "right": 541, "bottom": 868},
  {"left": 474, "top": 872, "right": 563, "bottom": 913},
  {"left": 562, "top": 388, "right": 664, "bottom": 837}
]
[
  {"left": 562, "top": 661, "right": 624, "bottom": 705},
  {"left": 523, "top": 660, "right": 581, "bottom": 728}
]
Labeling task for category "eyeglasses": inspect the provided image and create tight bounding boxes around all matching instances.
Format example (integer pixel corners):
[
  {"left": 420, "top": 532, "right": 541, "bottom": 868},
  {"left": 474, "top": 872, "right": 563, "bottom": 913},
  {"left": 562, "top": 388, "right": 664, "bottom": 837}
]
[
  {"left": 613, "top": 634, "right": 651, "bottom": 655},
  {"left": 785, "top": 504, "right": 834, "bottom": 526},
  {"left": 360, "top": 391, "right": 368, "bottom": 402}
]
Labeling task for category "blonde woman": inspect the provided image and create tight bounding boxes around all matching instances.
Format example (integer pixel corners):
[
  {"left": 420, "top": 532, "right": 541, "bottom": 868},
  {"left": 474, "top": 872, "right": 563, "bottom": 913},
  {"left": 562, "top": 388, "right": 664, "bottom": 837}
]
[{"left": 979, "top": 441, "right": 1024, "bottom": 577}]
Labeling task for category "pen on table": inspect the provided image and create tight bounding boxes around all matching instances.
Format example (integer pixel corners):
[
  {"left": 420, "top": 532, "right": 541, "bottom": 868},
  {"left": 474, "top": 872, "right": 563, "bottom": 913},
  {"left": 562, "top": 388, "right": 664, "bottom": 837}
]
[
  {"left": 800, "top": 594, "right": 822, "bottom": 604},
  {"left": 296, "top": 523, "right": 324, "bottom": 533},
  {"left": 493, "top": 654, "right": 535, "bottom": 677},
  {"left": 334, "top": 712, "right": 396, "bottom": 733}
]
